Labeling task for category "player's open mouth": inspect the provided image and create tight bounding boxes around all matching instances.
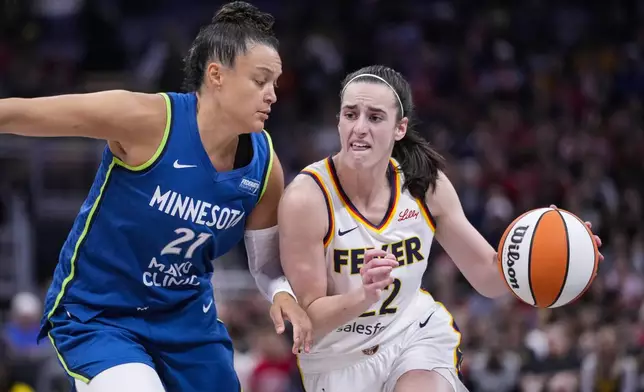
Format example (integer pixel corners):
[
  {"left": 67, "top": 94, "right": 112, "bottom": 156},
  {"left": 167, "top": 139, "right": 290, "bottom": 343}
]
[{"left": 350, "top": 142, "right": 371, "bottom": 151}]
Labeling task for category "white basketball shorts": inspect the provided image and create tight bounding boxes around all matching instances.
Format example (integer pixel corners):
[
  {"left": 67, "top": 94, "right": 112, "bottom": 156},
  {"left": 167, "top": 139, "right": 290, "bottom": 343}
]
[{"left": 297, "top": 302, "right": 467, "bottom": 392}]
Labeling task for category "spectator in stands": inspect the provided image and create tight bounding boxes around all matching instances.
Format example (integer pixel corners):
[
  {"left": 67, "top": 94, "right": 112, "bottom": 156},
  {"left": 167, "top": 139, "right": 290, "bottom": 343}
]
[
  {"left": 248, "top": 325, "right": 296, "bottom": 392},
  {"left": 580, "top": 325, "right": 639, "bottom": 392},
  {"left": 521, "top": 322, "right": 581, "bottom": 391},
  {"left": 469, "top": 332, "right": 522, "bottom": 392},
  {"left": 2, "top": 292, "right": 53, "bottom": 390}
]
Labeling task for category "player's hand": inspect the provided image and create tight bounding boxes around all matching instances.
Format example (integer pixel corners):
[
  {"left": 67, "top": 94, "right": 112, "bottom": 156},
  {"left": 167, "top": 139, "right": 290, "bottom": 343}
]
[
  {"left": 270, "top": 292, "right": 313, "bottom": 354},
  {"left": 360, "top": 249, "right": 399, "bottom": 303},
  {"left": 583, "top": 220, "right": 604, "bottom": 262},
  {"left": 549, "top": 205, "right": 604, "bottom": 262}
]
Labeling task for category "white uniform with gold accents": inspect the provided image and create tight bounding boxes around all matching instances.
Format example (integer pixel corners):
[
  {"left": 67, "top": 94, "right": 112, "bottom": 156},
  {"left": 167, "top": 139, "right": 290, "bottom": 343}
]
[{"left": 297, "top": 157, "right": 467, "bottom": 392}]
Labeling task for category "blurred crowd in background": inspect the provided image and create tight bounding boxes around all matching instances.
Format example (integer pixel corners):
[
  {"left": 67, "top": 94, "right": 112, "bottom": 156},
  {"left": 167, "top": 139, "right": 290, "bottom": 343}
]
[{"left": 1, "top": 0, "right": 644, "bottom": 391}]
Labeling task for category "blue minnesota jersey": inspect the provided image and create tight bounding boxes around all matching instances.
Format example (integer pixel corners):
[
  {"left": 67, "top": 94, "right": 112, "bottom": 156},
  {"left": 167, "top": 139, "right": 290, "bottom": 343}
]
[{"left": 40, "top": 92, "right": 273, "bottom": 336}]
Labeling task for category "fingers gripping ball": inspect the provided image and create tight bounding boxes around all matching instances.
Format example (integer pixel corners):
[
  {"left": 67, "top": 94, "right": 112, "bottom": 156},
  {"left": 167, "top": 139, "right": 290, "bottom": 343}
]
[{"left": 497, "top": 207, "right": 600, "bottom": 308}]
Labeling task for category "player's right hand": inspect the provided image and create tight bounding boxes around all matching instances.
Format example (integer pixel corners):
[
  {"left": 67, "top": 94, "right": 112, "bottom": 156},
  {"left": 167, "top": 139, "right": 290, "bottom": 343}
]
[{"left": 360, "top": 249, "right": 399, "bottom": 303}]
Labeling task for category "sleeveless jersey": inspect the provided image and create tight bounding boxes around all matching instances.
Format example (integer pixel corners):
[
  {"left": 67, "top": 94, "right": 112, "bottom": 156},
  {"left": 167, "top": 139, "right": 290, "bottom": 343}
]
[
  {"left": 39, "top": 92, "right": 274, "bottom": 338},
  {"left": 300, "top": 157, "right": 437, "bottom": 357}
]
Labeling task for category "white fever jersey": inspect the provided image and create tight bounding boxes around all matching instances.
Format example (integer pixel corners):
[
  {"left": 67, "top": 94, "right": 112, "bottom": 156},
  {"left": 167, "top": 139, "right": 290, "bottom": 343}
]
[{"left": 300, "top": 157, "right": 437, "bottom": 358}]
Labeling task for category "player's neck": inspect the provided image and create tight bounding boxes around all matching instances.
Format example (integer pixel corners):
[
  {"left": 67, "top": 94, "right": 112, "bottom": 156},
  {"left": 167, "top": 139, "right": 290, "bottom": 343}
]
[
  {"left": 334, "top": 155, "right": 391, "bottom": 206},
  {"left": 195, "top": 93, "right": 241, "bottom": 157}
]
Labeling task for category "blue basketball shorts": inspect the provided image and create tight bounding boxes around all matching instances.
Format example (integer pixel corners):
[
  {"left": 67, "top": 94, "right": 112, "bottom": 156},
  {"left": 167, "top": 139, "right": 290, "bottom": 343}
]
[{"left": 45, "top": 295, "right": 240, "bottom": 392}]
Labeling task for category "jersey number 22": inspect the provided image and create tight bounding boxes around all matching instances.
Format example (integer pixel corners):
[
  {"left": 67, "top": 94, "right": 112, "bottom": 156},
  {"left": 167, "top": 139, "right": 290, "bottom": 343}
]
[{"left": 359, "top": 278, "right": 402, "bottom": 318}]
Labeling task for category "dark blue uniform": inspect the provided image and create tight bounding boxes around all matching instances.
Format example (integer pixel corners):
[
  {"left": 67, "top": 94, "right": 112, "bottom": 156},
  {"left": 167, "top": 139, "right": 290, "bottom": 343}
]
[{"left": 38, "top": 92, "right": 274, "bottom": 391}]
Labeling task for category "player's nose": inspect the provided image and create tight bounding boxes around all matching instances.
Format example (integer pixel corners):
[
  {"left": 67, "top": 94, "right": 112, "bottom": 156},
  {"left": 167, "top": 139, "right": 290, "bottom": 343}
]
[
  {"left": 264, "top": 85, "right": 277, "bottom": 104},
  {"left": 352, "top": 113, "right": 369, "bottom": 135}
]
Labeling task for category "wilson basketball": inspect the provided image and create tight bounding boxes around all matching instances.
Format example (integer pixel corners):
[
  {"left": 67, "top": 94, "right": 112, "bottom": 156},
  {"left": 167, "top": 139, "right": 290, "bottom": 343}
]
[{"left": 497, "top": 207, "right": 599, "bottom": 308}]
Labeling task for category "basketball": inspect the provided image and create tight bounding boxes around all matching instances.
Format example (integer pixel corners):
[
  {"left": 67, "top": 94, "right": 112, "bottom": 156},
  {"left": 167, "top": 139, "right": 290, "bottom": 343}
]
[{"left": 497, "top": 207, "right": 600, "bottom": 308}]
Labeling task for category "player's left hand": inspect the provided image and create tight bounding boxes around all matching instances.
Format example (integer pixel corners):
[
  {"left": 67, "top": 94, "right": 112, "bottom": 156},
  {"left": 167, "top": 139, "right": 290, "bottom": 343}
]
[
  {"left": 583, "top": 220, "right": 604, "bottom": 262},
  {"left": 549, "top": 205, "right": 604, "bottom": 262},
  {"left": 270, "top": 292, "right": 313, "bottom": 354}
]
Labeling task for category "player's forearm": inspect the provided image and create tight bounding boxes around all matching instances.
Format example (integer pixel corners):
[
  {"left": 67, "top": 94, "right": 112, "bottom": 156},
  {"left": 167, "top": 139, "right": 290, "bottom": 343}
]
[
  {"left": 0, "top": 98, "right": 26, "bottom": 134},
  {"left": 245, "top": 227, "right": 296, "bottom": 303},
  {"left": 0, "top": 96, "right": 81, "bottom": 137},
  {"left": 251, "top": 272, "right": 295, "bottom": 303},
  {"left": 0, "top": 91, "right": 152, "bottom": 140},
  {"left": 305, "top": 288, "right": 372, "bottom": 339},
  {"left": 249, "top": 269, "right": 275, "bottom": 302},
  {"left": 469, "top": 252, "right": 508, "bottom": 298}
]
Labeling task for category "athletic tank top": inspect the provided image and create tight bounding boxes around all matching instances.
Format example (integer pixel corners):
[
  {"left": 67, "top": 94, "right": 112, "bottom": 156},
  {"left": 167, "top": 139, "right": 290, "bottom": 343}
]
[
  {"left": 39, "top": 92, "right": 274, "bottom": 338},
  {"left": 299, "top": 157, "right": 437, "bottom": 356}
]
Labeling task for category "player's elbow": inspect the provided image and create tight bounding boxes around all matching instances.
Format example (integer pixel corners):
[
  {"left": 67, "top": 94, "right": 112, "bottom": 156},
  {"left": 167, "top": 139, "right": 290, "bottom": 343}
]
[{"left": 299, "top": 291, "right": 325, "bottom": 314}]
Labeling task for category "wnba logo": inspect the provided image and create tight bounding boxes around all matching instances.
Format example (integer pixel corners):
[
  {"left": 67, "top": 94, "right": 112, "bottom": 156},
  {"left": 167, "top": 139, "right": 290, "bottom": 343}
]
[
  {"left": 506, "top": 225, "right": 529, "bottom": 289},
  {"left": 239, "top": 177, "right": 260, "bottom": 195}
]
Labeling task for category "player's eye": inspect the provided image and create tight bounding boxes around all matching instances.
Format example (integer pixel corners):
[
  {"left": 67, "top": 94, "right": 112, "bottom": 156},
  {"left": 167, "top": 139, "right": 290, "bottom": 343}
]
[{"left": 344, "top": 112, "right": 356, "bottom": 120}]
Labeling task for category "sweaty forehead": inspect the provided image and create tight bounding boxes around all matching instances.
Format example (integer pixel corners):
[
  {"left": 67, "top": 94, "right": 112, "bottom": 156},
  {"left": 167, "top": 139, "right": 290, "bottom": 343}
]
[
  {"left": 341, "top": 82, "right": 398, "bottom": 111},
  {"left": 237, "top": 43, "right": 282, "bottom": 75}
]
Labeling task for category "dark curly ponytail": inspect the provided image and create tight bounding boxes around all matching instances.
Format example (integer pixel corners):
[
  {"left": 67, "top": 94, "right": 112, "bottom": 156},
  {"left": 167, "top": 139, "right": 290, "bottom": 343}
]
[
  {"left": 182, "top": 1, "right": 278, "bottom": 91},
  {"left": 340, "top": 65, "right": 445, "bottom": 199}
]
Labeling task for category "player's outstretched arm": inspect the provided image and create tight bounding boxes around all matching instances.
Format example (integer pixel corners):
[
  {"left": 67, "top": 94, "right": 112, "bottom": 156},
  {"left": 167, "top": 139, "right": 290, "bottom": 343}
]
[
  {"left": 427, "top": 171, "right": 508, "bottom": 298},
  {"left": 279, "top": 175, "right": 381, "bottom": 340},
  {"left": 0, "top": 90, "right": 166, "bottom": 152}
]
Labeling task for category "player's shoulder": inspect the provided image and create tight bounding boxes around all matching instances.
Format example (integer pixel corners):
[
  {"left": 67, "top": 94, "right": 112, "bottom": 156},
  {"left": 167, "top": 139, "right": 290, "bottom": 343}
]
[
  {"left": 423, "top": 169, "right": 450, "bottom": 195},
  {"left": 103, "top": 91, "right": 169, "bottom": 158},
  {"left": 279, "top": 172, "right": 329, "bottom": 236},
  {"left": 424, "top": 170, "right": 456, "bottom": 217},
  {"left": 281, "top": 172, "right": 326, "bottom": 211},
  {"left": 84, "top": 90, "right": 165, "bottom": 114},
  {"left": 291, "top": 157, "right": 332, "bottom": 191},
  {"left": 284, "top": 172, "right": 322, "bottom": 200},
  {"left": 280, "top": 157, "right": 333, "bottom": 217},
  {"left": 434, "top": 170, "right": 451, "bottom": 189},
  {"left": 101, "top": 91, "right": 169, "bottom": 130}
]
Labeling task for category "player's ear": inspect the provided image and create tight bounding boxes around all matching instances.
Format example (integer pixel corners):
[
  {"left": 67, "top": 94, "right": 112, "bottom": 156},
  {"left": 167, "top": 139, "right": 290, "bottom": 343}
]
[
  {"left": 394, "top": 117, "right": 408, "bottom": 141},
  {"left": 206, "top": 62, "right": 224, "bottom": 89}
]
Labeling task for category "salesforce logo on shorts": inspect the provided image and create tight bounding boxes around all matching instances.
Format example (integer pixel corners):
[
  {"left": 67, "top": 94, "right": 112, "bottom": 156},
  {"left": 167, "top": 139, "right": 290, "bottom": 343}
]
[
  {"left": 336, "top": 321, "right": 387, "bottom": 336},
  {"left": 149, "top": 186, "right": 245, "bottom": 229}
]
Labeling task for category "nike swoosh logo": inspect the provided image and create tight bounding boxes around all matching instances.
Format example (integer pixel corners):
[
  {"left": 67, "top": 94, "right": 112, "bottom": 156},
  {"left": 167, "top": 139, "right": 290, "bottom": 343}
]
[
  {"left": 173, "top": 160, "right": 197, "bottom": 169},
  {"left": 419, "top": 311, "right": 435, "bottom": 328},
  {"left": 338, "top": 227, "right": 358, "bottom": 236},
  {"left": 203, "top": 299, "right": 213, "bottom": 313}
]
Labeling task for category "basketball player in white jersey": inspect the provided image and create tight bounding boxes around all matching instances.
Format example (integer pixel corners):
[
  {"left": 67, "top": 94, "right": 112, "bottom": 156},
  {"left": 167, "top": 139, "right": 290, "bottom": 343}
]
[{"left": 278, "top": 65, "right": 602, "bottom": 392}]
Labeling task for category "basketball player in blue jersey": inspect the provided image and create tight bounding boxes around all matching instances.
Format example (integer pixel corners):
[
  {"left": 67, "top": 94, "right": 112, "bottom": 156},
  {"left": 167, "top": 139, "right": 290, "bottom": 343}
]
[
  {"left": 279, "top": 65, "right": 604, "bottom": 392},
  {"left": 0, "top": 2, "right": 312, "bottom": 391}
]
